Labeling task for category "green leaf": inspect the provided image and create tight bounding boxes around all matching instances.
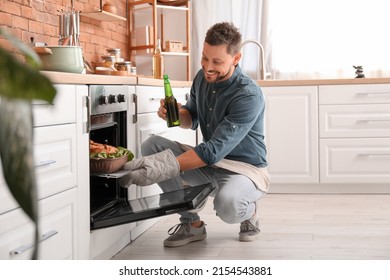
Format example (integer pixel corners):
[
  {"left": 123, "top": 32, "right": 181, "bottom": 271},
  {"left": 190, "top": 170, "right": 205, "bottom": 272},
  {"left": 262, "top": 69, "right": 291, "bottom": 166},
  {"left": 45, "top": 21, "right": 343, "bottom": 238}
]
[
  {"left": 0, "top": 47, "right": 56, "bottom": 103},
  {"left": 0, "top": 27, "right": 57, "bottom": 259}
]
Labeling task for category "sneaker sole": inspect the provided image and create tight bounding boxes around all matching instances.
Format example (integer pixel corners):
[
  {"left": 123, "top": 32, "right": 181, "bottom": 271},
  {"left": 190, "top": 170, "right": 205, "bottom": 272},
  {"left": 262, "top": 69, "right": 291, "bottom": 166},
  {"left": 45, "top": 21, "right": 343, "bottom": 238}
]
[
  {"left": 164, "top": 233, "right": 207, "bottom": 247},
  {"left": 239, "top": 233, "right": 259, "bottom": 242}
]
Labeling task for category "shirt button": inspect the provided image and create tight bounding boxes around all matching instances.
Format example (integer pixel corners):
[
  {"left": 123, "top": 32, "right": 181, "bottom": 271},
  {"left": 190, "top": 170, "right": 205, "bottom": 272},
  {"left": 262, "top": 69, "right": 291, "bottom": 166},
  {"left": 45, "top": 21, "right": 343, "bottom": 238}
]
[
  {"left": 207, "top": 124, "right": 210, "bottom": 127},
  {"left": 212, "top": 90, "right": 216, "bottom": 94},
  {"left": 209, "top": 107, "right": 212, "bottom": 111}
]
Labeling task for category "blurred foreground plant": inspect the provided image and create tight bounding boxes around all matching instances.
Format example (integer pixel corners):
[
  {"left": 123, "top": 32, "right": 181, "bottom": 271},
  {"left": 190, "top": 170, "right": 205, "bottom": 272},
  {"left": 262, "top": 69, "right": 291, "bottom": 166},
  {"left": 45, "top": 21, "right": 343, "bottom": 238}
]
[{"left": 0, "top": 28, "right": 56, "bottom": 259}]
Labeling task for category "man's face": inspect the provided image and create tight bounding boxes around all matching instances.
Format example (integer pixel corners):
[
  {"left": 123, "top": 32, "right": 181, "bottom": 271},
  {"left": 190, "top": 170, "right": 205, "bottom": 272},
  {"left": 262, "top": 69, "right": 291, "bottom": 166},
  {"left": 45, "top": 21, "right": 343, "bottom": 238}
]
[{"left": 201, "top": 42, "right": 241, "bottom": 83}]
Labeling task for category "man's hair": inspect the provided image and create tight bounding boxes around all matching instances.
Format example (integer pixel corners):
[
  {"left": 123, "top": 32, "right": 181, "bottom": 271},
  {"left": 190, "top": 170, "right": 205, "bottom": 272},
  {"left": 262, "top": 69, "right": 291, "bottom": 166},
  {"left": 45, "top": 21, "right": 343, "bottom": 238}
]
[{"left": 205, "top": 22, "right": 242, "bottom": 56}]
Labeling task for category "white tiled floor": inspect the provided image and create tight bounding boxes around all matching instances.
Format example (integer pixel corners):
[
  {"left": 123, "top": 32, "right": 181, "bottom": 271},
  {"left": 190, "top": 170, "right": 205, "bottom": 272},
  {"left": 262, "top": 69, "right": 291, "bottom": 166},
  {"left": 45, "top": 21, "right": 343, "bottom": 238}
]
[{"left": 112, "top": 194, "right": 390, "bottom": 260}]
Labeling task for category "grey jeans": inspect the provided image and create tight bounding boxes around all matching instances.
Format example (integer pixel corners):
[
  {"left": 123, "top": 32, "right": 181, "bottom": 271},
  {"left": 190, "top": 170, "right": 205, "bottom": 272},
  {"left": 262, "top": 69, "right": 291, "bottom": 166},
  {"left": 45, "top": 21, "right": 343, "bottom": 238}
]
[{"left": 141, "top": 135, "right": 264, "bottom": 224}]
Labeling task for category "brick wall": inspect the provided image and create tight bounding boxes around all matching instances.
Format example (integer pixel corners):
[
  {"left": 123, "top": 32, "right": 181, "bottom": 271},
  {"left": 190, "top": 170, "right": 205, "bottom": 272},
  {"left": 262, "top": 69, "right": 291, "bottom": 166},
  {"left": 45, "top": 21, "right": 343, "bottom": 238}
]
[{"left": 0, "top": 0, "right": 128, "bottom": 68}]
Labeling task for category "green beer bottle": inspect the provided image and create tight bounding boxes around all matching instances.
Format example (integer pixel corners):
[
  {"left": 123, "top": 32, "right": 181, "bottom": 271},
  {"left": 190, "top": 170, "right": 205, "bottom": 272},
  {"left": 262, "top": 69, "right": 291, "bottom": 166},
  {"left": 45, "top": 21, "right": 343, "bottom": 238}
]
[{"left": 163, "top": 74, "right": 180, "bottom": 127}]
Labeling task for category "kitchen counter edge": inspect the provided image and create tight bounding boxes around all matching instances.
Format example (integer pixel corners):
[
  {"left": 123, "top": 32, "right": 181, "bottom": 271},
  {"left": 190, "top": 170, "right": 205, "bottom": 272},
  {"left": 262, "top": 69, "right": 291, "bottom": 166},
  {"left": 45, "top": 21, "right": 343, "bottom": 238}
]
[
  {"left": 41, "top": 71, "right": 192, "bottom": 87},
  {"left": 42, "top": 71, "right": 390, "bottom": 87}
]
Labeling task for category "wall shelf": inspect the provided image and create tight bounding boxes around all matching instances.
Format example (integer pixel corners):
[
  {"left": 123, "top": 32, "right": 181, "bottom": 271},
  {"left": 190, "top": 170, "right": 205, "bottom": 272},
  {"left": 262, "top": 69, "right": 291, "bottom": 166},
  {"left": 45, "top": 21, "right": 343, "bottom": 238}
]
[
  {"left": 81, "top": 10, "right": 127, "bottom": 21},
  {"left": 129, "top": 0, "right": 190, "bottom": 80},
  {"left": 82, "top": 0, "right": 127, "bottom": 22}
]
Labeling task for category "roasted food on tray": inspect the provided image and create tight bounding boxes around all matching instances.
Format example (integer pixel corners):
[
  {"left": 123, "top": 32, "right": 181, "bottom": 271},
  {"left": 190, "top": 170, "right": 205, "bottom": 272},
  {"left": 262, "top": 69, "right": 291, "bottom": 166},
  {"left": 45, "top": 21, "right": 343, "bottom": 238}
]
[
  {"left": 89, "top": 140, "right": 134, "bottom": 173},
  {"left": 89, "top": 140, "right": 134, "bottom": 161}
]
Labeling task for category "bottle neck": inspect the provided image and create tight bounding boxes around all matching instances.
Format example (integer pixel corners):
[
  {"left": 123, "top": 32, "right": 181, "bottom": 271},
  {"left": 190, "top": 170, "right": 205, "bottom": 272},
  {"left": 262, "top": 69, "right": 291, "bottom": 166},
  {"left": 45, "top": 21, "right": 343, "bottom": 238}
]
[
  {"left": 164, "top": 84, "right": 173, "bottom": 98},
  {"left": 155, "top": 39, "right": 161, "bottom": 55}
]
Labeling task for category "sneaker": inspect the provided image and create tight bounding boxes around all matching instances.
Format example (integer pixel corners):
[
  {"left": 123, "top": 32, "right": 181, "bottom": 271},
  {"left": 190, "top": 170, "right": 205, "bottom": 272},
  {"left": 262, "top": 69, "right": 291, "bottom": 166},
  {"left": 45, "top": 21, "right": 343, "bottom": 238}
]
[
  {"left": 163, "top": 221, "right": 207, "bottom": 247},
  {"left": 239, "top": 200, "right": 261, "bottom": 242}
]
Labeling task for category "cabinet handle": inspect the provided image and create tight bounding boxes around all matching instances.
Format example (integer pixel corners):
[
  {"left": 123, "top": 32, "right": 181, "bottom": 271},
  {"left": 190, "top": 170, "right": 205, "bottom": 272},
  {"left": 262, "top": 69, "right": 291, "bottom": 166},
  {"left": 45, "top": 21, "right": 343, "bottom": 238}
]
[
  {"left": 10, "top": 230, "right": 58, "bottom": 255},
  {"left": 357, "top": 92, "right": 390, "bottom": 97},
  {"left": 35, "top": 159, "right": 56, "bottom": 168},
  {"left": 149, "top": 97, "right": 160, "bottom": 102},
  {"left": 356, "top": 119, "right": 390, "bottom": 123},
  {"left": 150, "top": 130, "right": 168, "bottom": 136},
  {"left": 132, "top": 94, "right": 138, "bottom": 124},
  {"left": 357, "top": 153, "right": 390, "bottom": 157}
]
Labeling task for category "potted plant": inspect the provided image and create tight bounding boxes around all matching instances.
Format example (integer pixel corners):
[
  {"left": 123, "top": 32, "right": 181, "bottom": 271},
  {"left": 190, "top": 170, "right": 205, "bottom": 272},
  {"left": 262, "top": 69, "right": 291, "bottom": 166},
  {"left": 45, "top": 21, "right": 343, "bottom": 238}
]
[{"left": 0, "top": 28, "right": 56, "bottom": 259}]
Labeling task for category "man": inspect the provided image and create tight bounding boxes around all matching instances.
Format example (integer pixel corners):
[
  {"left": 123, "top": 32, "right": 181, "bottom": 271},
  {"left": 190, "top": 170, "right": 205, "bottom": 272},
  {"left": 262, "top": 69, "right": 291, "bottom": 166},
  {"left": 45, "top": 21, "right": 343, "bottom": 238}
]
[{"left": 124, "top": 22, "right": 270, "bottom": 247}]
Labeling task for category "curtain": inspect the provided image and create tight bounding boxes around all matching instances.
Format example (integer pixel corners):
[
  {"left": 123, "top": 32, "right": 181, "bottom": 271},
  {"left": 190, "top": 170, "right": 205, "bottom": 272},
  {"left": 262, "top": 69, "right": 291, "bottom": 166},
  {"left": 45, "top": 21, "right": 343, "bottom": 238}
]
[
  {"left": 190, "top": 0, "right": 270, "bottom": 80},
  {"left": 269, "top": 0, "right": 390, "bottom": 79}
]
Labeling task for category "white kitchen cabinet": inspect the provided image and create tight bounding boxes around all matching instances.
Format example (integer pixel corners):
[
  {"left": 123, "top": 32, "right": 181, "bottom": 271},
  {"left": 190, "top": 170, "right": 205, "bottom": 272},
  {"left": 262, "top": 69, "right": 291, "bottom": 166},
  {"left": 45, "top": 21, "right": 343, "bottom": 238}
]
[
  {"left": 74, "top": 85, "right": 90, "bottom": 259},
  {"left": 319, "top": 84, "right": 390, "bottom": 184},
  {"left": 320, "top": 138, "right": 390, "bottom": 183},
  {"left": 318, "top": 84, "right": 390, "bottom": 105},
  {"left": 90, "top": 224, "right": 132, "bottom": 260},
  {"left": 319, "top": 104, "right": 390, "bottom": 138},
  {"left": 262, "top": 86, "right": 319, "bottom": 185},
  {"left": 34, "top": 124, "right": 77, "bottom": 200},
  {"left": 0, "top": 188, "right": 77, "bottom": 260},
  {"left": 0, "top": 84, "right": 89, "bottom": 259}
]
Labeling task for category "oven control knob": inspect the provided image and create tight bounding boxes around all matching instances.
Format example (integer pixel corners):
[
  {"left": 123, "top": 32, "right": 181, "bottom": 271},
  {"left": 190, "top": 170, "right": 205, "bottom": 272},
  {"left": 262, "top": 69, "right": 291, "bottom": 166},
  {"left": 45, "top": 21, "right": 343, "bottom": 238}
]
[
  {"left": 108, "top": 94, "right": 117, "bottom": 104},
  {"left": 117, "top": 94, "right": 125, "bottom": 103},
  {"left": 98, "top": 95, "right": 108, "bottom": 105}
]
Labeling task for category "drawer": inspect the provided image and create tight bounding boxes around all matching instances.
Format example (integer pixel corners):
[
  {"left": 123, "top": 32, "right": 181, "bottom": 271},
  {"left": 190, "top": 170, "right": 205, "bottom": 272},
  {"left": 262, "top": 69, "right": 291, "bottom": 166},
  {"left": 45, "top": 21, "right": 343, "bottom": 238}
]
[
  {"left": 0, "top": 124, "right": 77, "bottom": 214},
  {"left": 33, "top": 84, "right": 76, "bottom": 127},
  {"left": 136, "top": 86, "right": 190, "bottom": 113},
  {"left": 320, "top": 138, "right": 390, "bottom": 183},
  {"left": 34, "top": 124, "right": 77, "bottom": 200},
  {"left": 319, "top": 104, "right": 390, "bottom": 138},
  {"left": 319, "top": 84, "right": 390, "bottom": 105},
  {"left": 0, "top": 188, "right": 77, "bottom": 260}
]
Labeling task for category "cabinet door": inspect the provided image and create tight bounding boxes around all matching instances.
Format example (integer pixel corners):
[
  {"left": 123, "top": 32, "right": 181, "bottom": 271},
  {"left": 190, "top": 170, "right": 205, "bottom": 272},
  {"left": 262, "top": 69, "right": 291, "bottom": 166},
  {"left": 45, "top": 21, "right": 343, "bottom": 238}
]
[
  {"left": 0, "top": 124, "right": 77, "bottom": 214},
  {"left": 320, "top": 138, "right": 390, "bottom": 183},
  {"left": 319, "top": 84, "right": 390, "bottom": 105},
  {"left": 33, "top": 84, "right": 76, "bottom": 127},
  {"left": 0, "top": 188, "right": 77, "bottom": 260},
  {"left": 74, "top": 85, "right": 90, "bottom": 260},
  {"left": 34, "top": 124, "right": 77, "bottom": 200},
  {"left": 262, "top": 86, "right": 319, "bottom": 184},
  {"left": 319, "top": 104, "right": 390, "bottom": 138}
]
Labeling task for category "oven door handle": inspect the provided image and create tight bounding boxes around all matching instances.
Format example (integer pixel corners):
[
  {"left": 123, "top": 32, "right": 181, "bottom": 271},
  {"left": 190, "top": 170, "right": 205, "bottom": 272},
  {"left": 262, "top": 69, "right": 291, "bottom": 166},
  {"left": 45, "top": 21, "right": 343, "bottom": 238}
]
[
  {"left": 83, "top": 95, "right": 91, "bottom": 133},
  {"left": 132, "top": 94, "right": 138, "bottom": 124}
]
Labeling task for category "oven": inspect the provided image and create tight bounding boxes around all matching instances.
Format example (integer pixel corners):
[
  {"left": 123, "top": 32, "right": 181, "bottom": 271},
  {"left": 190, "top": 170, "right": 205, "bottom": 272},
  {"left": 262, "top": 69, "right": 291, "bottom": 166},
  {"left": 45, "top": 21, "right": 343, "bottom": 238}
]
[{"left": 88, "top": 85, "right": 214, "bottom": 231}]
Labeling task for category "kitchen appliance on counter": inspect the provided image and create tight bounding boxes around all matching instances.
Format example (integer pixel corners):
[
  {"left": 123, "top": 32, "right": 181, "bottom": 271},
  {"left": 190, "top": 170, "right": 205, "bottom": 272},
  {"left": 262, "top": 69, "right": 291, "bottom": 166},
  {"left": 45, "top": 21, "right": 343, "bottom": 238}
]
[{"left": 88, "top": 85, "right": 214, "bottom": 230}]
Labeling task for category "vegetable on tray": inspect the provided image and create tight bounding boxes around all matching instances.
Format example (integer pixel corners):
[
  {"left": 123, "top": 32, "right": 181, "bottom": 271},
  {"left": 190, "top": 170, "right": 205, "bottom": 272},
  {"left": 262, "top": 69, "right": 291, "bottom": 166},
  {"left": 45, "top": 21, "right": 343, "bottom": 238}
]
[{"left": 89, "top": 140, "right": 134, "bottom": 161}]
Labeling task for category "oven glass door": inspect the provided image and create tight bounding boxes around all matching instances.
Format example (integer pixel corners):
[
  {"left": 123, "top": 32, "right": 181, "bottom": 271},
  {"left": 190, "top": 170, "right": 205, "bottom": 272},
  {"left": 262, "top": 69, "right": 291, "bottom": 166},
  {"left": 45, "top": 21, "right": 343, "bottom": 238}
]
[{"left": 90, "top": 182, "right": 214, "bottom": 230}]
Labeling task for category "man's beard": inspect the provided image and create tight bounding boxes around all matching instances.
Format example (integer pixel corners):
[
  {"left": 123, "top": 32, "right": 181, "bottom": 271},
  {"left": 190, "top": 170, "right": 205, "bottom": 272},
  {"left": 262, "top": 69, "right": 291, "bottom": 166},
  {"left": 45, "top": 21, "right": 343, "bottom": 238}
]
[{"left": 203, "top": 67, "right": 233, "bottom": 82}]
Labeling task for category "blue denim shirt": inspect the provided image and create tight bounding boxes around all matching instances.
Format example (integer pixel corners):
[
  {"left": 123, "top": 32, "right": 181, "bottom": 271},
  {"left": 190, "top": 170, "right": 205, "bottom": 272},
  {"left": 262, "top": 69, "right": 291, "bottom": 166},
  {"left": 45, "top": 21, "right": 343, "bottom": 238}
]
[{"left": 182, "top": 65, "right": 267, "bottom": 167}]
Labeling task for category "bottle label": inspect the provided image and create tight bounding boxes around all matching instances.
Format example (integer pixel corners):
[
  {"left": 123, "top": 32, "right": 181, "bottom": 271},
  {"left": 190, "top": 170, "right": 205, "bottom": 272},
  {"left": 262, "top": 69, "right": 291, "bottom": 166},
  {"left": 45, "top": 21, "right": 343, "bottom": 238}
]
[{"left": 165, "top": 98, "right": 180, "bottom": 127}]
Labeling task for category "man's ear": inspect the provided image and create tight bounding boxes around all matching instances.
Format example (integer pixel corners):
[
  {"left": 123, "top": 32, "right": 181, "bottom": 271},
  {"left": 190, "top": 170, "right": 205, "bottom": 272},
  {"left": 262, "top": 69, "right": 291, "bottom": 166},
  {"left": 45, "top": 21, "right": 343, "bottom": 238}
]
[{"left": 233, "top": 52, "right": 242, "bottom": 66}]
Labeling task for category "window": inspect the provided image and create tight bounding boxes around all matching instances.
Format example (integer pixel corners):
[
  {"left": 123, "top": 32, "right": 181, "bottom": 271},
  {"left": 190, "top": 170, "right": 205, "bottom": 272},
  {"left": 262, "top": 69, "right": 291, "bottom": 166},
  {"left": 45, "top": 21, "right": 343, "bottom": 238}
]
[{"left": 269, "top": 0, "right": 390, "bottom": 79}]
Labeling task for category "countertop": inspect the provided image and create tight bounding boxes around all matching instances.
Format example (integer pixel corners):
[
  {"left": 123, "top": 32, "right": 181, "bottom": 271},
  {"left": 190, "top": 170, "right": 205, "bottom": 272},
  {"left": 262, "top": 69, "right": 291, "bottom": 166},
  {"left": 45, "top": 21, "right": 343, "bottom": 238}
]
[
  {"left": 41, "top": 71, "right": 390, "bottom": 87},
  {"left": 41, "top": 71, "right": 192, "bottom": 87}
]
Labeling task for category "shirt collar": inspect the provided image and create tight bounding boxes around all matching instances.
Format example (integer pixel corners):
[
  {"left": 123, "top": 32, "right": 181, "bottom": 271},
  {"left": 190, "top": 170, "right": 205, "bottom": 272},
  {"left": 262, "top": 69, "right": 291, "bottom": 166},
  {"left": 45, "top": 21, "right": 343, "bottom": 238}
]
[{"left": 212, "top": 65, "right": 241, "bottom": 89}]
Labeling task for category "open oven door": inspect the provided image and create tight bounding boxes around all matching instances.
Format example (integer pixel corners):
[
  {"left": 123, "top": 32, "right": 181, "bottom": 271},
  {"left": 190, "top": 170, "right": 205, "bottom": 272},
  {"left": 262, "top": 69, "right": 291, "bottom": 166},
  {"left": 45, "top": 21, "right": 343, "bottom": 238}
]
[{"left": 90, "top": 175, "right": 214, "bottom": 230}]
